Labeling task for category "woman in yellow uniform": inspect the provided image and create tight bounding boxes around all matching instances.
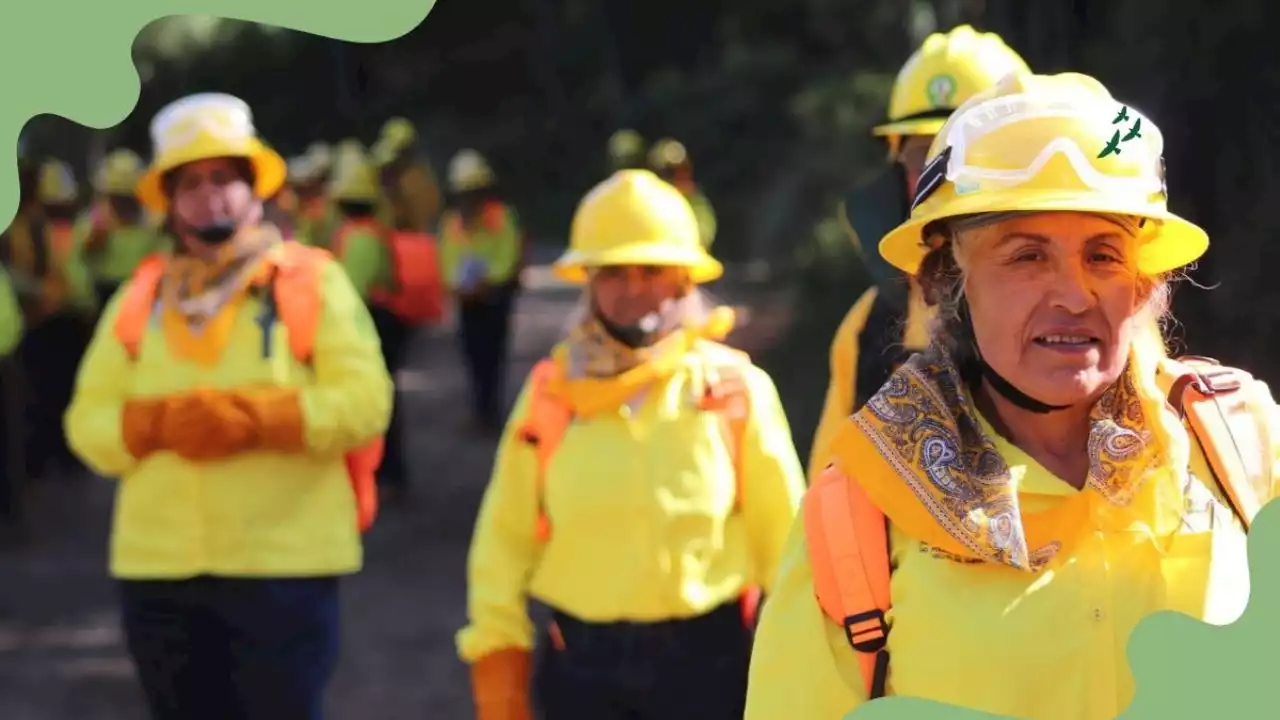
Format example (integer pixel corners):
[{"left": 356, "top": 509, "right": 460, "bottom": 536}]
[
  {"left": 459, "top": 169, "right": 807, "bottom": 720},
  {"left": 64, "top": 92, "right": 392, "bottom": 720},
  {"left": 745, "top": 71, "right": 1280, "bottom": 720},
  {"left": 79, "top": 148, "right": 169, "bottom": 309}
]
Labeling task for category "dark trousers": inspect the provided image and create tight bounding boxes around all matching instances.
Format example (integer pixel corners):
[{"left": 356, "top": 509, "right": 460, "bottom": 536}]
[
  {"left": 370, "top": 305, "right": 410, "bottom": 488},
  {"left": 0, "top": 356, "right": 25, "bottom": 521},
  {"left": 533, "top": 601, "right": 753, "bottom": 720},
  {"left": 119, "top": 576, "right": 341, "bottom": 720},
  {"left": 456, "top": 284, "right": 515, "bottom": 427},
  {"left": 19, "top": 312, "right": 90, "bottom": 479}
]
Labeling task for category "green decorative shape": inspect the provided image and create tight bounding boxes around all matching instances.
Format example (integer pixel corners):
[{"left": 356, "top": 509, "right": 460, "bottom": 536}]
[
  {"left": 1, "top": 0, "right": 436, "bottom": 224},
  {"left": 839, "top": 501, "right": 1280, "bottom": 718}
]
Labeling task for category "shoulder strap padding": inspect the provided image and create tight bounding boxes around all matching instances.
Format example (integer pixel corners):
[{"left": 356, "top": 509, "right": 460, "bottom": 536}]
[
  {"left": 113, "top": 255, "right": 167, "bottom": 360},
  {"left": 517, "top": 358, "right": 574, "bottom": 542},
  {"left": 804, "top": 464, "right": 892, "bottom": 699},
  {"left": 1162, "top": 354, "right": 1271, "bottom": 530}
]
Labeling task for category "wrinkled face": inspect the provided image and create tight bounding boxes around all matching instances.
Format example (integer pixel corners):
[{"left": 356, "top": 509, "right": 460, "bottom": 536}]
[
  {"left": 963, "top": 212, "right": 1149, "bottom": 407},
  {"left": 898, "top": 134, "right": 935, "bottom": 199},
  {"left": 590, "top": 264, "right": 687, "bottom": 327},
  {"left": 168, "top": 157, "right": 260, "bottom": 231}
]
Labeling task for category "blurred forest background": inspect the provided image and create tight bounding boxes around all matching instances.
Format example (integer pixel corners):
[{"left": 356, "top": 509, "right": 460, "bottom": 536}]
[{"left": 19, "top": 0, "right": 1280, "bottom": 451}]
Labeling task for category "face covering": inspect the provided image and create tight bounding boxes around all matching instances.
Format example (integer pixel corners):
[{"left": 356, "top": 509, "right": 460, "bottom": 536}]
[{"left": 191, "top": 220, "right": 239, "bottom": 247}]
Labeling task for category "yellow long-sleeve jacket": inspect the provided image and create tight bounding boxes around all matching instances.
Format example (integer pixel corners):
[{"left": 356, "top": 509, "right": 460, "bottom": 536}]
[
  {"left": 64, "top": 257, "right": 393, "bottom": 580},
  {"left": 0, "top": 267, "right": 23, "bottom": 357},
  {"left": 807, "top": 285, "right": 931, "bottom": 481},
  {"left": 456, "top": 342, "right": 808, "bottom": 663},
  {"left": 746, "top": 366, "right": 1280, "bottom": 720}
]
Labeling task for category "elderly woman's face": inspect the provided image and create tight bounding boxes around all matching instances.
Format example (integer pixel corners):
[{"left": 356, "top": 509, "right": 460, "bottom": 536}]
[
  {"left": 169, "top": 157, "right": 259, "bottom": 230},
  {"left": 590, "top": 265, "right": 687, "bottom": 327},
  {"left": 963, "top": 212, "right": 1147, "bottom": 406}
]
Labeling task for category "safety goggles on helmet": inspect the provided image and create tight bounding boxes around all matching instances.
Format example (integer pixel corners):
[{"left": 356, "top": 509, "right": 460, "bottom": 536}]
[{"left": 911, "top": 93, "right": 1167, "bottom": 213}]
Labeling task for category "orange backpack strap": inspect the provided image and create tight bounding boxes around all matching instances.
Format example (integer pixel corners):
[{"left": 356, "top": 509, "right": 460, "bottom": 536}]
[
  {"left": 113, "top": 255, "right": 167, "bottom": 361},
  {"left": 695, "top": 346, "right": 752, "bottom": 512},
  {"left": 1163, "top": 355, "right": 1272, "bottom": 530},
  {"left": 516, "top": 358, "right": 575, "bottom": 542},
  {"left": 269, "top": 243, "right": 328, "bottom": 364},
  {"left": 804, "top": 464, "right": 892, "bottom": 699}
]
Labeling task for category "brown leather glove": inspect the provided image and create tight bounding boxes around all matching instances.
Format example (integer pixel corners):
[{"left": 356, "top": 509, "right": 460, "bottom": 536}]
[
  {"left": 157, "top": 389, "right": 258, "bottom": 462},
  {"left": 470, "top": 648, "right": 533, "bottom": 720},
  {"left": 121, "top": 398, "right": 167, "bottom": 460}
]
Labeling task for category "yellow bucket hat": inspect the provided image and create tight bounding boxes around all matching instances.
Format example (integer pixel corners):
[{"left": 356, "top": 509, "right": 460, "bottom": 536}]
[
  {"left": 37, "top": 159, "right": 78, "bottom": 205},
  {"left": 136, "top": 93, "right": 286, "bottom": 213},
  {"left": 553, "top": 169, "right": 722, "bottom": 284},
  {"left": 878, "top": 71, "right": 1207, "bottom": 277}
]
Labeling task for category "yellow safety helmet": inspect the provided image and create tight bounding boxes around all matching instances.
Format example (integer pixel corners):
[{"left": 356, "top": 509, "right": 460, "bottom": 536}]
[
  {"left": 553, "top": 169, "right": 722, "bottom": 285},
  {"left": 136, "top": 92, "right": 286, "bottom": 213},
  {"left": 93, "top": 148, "right": 144, "bottom": 196},
  {"left": 447, "top": 149, "right": 496, "bottom": 193},
  {"left": 37, "top": 159, "right": 78, "bottom": 205},
  {"left": 873, "top": 25, "right": 1029, "bottom": 141},
  {"left": 878, "top": 71, "right": 1206, "bottom": 277},
  {"left": 608, "top": 129, "right": 646, "bottom": 161},
  {"left": 304, "top": 141, "right": 334, "bottom": 178},
  {"left": 327, "top": 148, "right": 382, "bottom": 204},
  {"left": 287, "top": 154, "right": 316, "bottom": 186},
  {"left": 379, "top": 117, "right": 417, "bottom": 150},
  {"left": 648, "top": 138, "right": 690, "bottom": 172}
]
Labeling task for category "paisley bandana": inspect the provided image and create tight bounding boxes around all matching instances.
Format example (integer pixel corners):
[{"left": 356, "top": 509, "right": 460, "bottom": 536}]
[{"left": 831, "top": 343, "right": 1189, "bottom": 571}]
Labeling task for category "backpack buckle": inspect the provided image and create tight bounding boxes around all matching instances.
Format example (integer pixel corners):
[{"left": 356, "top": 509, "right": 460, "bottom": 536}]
[{"left": 842, "top": 609, "right": 888, "bottom": 653}]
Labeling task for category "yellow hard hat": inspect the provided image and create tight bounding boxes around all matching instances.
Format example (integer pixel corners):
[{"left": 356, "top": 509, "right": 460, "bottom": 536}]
[
  {"left": 447, "top": 149, "right": 496, "bottom": 192},
  {"left": 37, "top": 159, "right": 78, "bottom": 205},
  {"left": 136, "top": 92, "right": 286, "bottom": 213},
  {"left": 648, "top": 138, "right": 689, "bottom": 171},
  {"left": 93, "top": 148, "right": 144, "bottom": 195},
  {"left": 287, "top": 154, "right": 317, "bottom": 186},
  {"left": 380, "top": 117, "right": 417, "bottom": 149},
  {"left": 608, "top": 129, "right": 646, "bottom": 160},
  {"left": 553, "top": 169, "right": 722, "bottom": 284},
  {"left": 327, "top": 148, "right": 382, "bottom": 203},
  {"left": 877, "top": 71, "right": 1206, "bottom": 277},
  {"left": 873, "top": 25, "right": 1029, "bottom": 139},
  {"left": 305, "top": 141, "right": 334, "bottom": 177}
]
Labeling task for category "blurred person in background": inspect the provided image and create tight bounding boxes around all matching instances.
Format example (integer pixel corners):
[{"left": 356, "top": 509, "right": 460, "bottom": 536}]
[
  {"left": 459, "top": 169, "right": 807, "bottom": 720},
  {"left": 746, "top": 71, "right": 1280, "bottom": 719},
  {"left": 325, "top": 144, "right": 414, "bottom": 496},
  {"left": 290, "top": 143, "right": 340, "bottom": 248},
  {"left": 0, "top": 266, "right": 24, "bottom": 528},
  {"left": 79, "top": 148, "right": 170, "bottom": 309},
  {"left": 807, "top": 24, "right": 1031, "bottom": 482},
  {"left": 373, "top": 116, "right": 443, "bottom": 233},
  {"left": 19, "top": 159, "right": 97, "bottom": 478},
  {"left": 648, "top": 138, "right": 717, "bottom": 252},
  {"left": 64, "top": 92, "right": 392, "bottom": 720},
  {"left": 606, "top": 128, "right": 648, "bottom": 174},
  {"left": 439, "top": 149, "right": 523, "bottom": 436}
]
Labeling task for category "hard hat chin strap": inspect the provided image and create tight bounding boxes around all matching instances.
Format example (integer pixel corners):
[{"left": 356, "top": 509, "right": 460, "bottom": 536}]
[{"left": 957, "top": 299, "right": 1072, "bottom": 415}]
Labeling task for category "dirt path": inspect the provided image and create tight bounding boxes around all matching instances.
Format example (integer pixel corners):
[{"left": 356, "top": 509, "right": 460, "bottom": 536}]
[{"left": 0, "top": 260, "right": 793, "bottom": 720}]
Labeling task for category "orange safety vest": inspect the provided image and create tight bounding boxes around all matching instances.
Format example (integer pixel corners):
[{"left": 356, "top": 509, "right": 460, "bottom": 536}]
[
  {"left": 112, "top": 242, "right": 386, "bottom": 533},
  {"left": 332, "top": 218, "right": 445, "bottom": 326},
  {"left": 804, "top": 355, "right": 1271, "bottom": 700},
  {"left": 515, "top": 345, "right": 764, "bottom": 628}
]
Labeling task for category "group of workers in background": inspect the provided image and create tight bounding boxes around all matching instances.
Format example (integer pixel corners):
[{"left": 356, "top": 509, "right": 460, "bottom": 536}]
[
  {"left": 0, "top": 108, "right": 722, "bottom": 524},
  {"left": 0, "top": 20, "right": 1270, "bottom": 720}
]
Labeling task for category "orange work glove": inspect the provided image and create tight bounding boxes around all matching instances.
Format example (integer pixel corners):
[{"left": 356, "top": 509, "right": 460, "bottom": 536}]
[
  {"left": 470, "top": 648, "right": 533, "bottom": 720},
  {"left": 121, "top": 398, "right": 167, "bottom": 460},
  {"left": 227, "top": 387, "right": 307, "bottom": 454},
  {"left": 157, "top": 389, "right": 259, "bottom": 462}
]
